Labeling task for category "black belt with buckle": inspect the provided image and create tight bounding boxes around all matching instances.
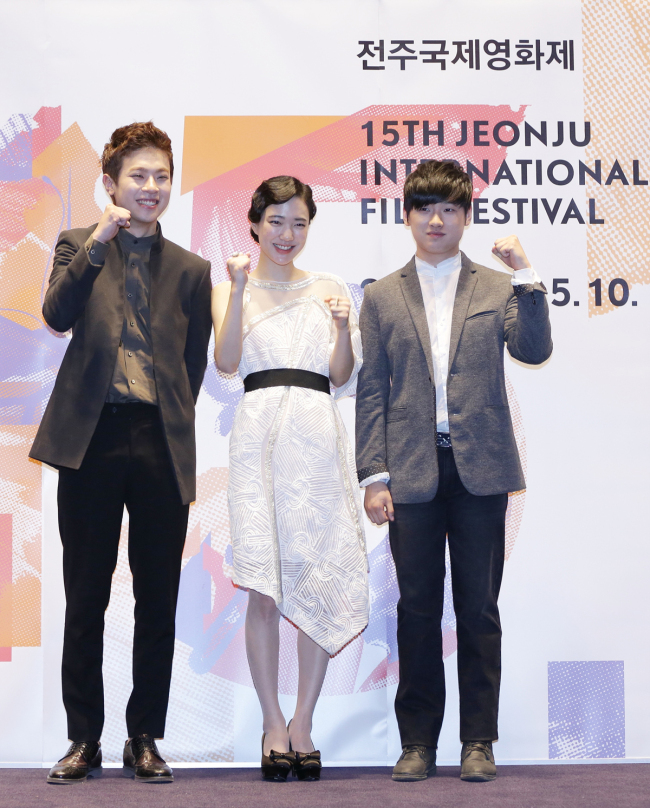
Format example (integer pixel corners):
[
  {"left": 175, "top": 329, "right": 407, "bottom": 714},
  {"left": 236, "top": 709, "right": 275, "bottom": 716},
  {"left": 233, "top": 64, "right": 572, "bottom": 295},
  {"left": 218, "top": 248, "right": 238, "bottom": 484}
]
[
  {"left": 436, "top": 432, "right": 452, "bottom": 448},
  {"left": 243, "top": 368, "right": 331, "bottom": 395}
]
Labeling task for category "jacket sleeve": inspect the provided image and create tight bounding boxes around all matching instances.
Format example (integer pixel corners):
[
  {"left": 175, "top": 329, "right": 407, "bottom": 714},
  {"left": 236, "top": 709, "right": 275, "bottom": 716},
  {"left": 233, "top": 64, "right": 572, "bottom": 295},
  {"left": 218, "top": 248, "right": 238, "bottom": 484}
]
[
  {"left": 504, "top": 282, "right": 553, "bottom": 365},
  {"left": 355, "top": 287, "right": 391, "bottom": 484},
  {"left": 184, "top": 261, "right": 213, "bottom": 403},
  {"left": 42, "top": 230, "right": 106, "bottom": 333}
]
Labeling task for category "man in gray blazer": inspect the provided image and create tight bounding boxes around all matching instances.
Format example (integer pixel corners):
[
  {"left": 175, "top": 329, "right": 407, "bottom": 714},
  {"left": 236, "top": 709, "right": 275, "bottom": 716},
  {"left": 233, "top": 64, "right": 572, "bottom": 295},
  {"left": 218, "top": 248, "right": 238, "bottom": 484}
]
[
  {"left": 30, "top": 122, "right": 212, "bottom": 785},
  {"left": 356, "top": 161, "right": 552, "bottom": 782}
]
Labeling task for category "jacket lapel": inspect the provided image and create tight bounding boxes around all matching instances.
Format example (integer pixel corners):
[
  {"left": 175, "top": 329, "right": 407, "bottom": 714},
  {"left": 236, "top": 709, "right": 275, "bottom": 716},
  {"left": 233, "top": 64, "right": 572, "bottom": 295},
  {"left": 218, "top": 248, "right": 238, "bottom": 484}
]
[
  {"left": 399, "top": 257, "right": 434, "bottom": 382},
  {"left": 448, "top": 251, "right": 478, "bottom": 372}
]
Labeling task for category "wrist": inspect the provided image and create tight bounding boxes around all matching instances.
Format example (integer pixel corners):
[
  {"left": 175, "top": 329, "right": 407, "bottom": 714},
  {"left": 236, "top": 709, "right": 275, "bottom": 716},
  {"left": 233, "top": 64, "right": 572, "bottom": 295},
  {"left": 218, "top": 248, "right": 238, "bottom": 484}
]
[{"left": 91, "top": 230, "right": 109, "bottom": 245}]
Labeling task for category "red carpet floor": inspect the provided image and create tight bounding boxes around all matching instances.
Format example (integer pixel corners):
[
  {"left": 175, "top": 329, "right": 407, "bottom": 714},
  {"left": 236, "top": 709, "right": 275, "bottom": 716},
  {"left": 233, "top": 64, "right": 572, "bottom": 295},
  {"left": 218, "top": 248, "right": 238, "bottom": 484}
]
[{"left": 0, "top": 764, "right": 648, "bottom": 808}]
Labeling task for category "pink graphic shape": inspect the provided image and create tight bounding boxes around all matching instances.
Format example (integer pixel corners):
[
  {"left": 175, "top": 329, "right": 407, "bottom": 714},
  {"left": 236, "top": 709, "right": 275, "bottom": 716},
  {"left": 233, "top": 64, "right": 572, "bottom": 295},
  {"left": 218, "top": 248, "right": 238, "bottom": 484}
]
[
  {"left": 32, "top": 107, "right": 61, "bottom": 160},
  {"left": 191, "top": 105, "right": 527, "bottom": 284}
]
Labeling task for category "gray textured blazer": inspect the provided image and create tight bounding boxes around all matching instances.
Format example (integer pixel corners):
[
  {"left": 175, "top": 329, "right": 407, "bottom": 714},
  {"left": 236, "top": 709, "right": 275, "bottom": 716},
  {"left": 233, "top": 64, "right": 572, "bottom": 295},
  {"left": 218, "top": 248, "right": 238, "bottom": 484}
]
[
  {"left": 355, "top": 252, "right": 552, "bottom": 503},
  {"left": 29, "top": 225, "right": 212, "bottom": 505}
]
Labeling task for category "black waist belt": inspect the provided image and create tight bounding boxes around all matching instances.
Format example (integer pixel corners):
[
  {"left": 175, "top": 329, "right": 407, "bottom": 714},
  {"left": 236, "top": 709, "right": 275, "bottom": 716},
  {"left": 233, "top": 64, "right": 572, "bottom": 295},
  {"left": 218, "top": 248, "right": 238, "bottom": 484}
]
[{"left": 244, "top": 368, "right": 331, "bottom": 395}]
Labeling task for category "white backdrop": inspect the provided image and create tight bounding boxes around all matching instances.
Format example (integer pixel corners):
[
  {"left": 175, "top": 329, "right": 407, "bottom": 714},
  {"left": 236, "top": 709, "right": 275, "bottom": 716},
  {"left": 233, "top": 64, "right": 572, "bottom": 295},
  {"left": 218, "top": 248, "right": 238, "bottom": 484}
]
[{"left": 0, "top": 0, "right": 648, "bottom": 767}]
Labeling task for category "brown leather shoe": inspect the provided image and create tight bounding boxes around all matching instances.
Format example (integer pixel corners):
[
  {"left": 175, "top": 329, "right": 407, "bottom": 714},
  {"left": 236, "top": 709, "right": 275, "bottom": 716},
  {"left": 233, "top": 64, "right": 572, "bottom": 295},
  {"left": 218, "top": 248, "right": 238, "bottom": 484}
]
[
  {"left": 460, "top": 740, "right": 496, "bottom": 781},
  {"left": 123, "top": 734, "right": 173, "bottom": 783},
  {"left": 47, "top": 741, "right": 102, "bottom": 784},
  {"left": 392, "top": 745, "right": 437, "bottom": 781}
]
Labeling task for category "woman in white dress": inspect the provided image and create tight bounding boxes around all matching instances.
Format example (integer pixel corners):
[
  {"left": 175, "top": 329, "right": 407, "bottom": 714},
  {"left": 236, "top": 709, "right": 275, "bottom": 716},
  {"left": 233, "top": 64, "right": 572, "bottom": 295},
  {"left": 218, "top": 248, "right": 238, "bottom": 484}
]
[{"left": 212, "top": 176, "right": 368, "bottom": 781}]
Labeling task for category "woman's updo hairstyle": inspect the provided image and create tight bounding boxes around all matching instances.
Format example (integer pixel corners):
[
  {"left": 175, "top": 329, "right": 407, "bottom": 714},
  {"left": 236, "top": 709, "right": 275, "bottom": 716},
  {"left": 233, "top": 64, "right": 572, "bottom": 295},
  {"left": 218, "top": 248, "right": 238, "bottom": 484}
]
[{"left": 248, "top": 176, "right": 317, "bottom": 243}]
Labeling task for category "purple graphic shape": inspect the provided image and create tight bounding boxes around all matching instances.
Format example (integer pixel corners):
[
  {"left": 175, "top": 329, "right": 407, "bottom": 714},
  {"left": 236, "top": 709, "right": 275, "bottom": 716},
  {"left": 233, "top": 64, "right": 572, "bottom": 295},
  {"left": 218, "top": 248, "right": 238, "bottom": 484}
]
[
  {"left": 0, "top": 114, "right": 32, "bottom": 181},
  {"left": 176, "top": 534, "right": 247, "bottom": 675},
  {"left": 548, "top": 661, "right": 625, "bottom": 759},
  {"left": 176, "top": 535, "right": 212, "bottom": 650},
  {"left": 0, "top": 315, "right": 68, "bottom": 424},
  {"left": 348, "top": 282, "right": 363, "bottom": 316},
  {"left": 363, "top": 534, "right": 398, "bottom": 663},
  {"left": 441, "top": 543, "right": 457, "bottom": 657},
  {"left": 202, "top": 362, "right": 243, "bottom": 436}
]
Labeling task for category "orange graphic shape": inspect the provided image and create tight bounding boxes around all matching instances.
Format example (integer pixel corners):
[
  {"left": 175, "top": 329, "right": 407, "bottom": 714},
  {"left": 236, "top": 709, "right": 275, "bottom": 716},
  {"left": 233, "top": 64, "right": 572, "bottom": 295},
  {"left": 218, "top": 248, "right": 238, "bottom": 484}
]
[
  {"left": 182, "top": 116, "right": 344, "bottom": 195},
  {"left": 0, "top": 122, "right": 102, "bottom": 330}
]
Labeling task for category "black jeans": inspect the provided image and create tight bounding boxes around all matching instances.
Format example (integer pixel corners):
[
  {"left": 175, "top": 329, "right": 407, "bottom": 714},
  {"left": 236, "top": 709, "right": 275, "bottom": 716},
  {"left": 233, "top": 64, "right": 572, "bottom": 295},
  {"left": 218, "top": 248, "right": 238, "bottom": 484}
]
[
  {"left": 388, "top": 446, "right": 508, "bottom": 746},
  {"left": 58, "top": 403, "right": 189, "bottom": 742}
]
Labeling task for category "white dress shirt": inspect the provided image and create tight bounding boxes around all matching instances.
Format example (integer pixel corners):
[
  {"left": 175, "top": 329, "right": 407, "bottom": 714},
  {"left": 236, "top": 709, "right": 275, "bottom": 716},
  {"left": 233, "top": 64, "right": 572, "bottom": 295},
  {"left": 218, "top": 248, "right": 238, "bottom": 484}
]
[{"left": 359, "top": 254, "right": 541, "bottom": 488}]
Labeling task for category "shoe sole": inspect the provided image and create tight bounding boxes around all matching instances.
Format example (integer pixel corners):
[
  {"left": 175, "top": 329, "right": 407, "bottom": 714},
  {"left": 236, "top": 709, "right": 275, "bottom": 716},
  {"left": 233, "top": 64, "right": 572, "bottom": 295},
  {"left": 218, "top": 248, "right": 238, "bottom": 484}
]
[
  {"left": 460, "top": 773, "right": 496, "bottom": 782},
  {"left": 47, "top": 767, "right": 103, "bottom": 785},
  {"left": 122, "top": 766, "right": 174, "bottom": 783},
  {"left": 392, "top": 765, "right": 437, "bottom": 782}
]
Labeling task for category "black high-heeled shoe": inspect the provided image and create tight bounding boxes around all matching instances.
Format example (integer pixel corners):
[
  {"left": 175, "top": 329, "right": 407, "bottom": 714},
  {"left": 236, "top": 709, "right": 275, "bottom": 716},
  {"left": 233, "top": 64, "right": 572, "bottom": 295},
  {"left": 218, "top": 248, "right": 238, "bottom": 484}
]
[
  {"left": 261, "top": 733, "right": 294, "bottom": 782},
  {"left": 294, "top": 749, "right": 322, "bottom": 781},
  {"left": 287, "top": 720, "right": 322, "bottom": 781}
]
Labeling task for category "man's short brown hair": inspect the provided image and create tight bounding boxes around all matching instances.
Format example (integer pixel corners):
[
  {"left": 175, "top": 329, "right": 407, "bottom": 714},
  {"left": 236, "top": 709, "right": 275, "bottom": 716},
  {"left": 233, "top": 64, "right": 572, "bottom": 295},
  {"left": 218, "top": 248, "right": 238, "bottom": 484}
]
[{"left": 101, "top": 121, "right": 174, "bottom": 183}]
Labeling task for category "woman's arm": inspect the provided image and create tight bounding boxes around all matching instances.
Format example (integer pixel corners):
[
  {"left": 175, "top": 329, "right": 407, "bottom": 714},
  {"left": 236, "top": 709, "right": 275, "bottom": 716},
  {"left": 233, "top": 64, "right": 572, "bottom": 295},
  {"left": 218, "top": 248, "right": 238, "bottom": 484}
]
[
  {"left": 326, "top": 295, "right": 355, "bottom": 387},
  {"left": 212, "top": 254, "right": 250, "bottom": 374}
]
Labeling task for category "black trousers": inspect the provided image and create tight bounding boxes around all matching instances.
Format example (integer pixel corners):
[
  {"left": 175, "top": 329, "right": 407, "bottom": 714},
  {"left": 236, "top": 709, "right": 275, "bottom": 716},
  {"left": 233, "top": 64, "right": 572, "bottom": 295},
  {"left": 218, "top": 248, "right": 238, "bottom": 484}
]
[
  {"left": 58, "top": 403, "right": 189, "bottom": 742},
  {"left": 388, "top": 446, "right": 508, "bottom": 746}
]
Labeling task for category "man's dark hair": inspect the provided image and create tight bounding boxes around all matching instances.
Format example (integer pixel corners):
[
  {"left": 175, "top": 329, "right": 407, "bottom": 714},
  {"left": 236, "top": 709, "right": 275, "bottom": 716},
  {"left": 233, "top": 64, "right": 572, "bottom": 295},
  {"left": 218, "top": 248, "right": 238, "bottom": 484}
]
[
  {"left": 403, "top": 160, "right": 473, "bottom": 215},
  {"left": 248, "top": 176, "right": 317, "bottom": 243},
  {"left": 101, "top": 121, "right": 174, "bottom": 183}
]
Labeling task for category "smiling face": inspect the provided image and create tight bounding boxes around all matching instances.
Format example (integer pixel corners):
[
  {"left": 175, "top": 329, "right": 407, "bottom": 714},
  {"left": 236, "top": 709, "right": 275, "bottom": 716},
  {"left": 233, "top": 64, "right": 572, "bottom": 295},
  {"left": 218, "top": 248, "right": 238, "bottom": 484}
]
[
  {"left": 406, "top": 201, "right": 471, "bottom": 265},
  {"left": 252, "top": 195, "right": 310, "bottom": 267},
  {"left": 103, "top": 147, "right": 172, "bottom": 237}
]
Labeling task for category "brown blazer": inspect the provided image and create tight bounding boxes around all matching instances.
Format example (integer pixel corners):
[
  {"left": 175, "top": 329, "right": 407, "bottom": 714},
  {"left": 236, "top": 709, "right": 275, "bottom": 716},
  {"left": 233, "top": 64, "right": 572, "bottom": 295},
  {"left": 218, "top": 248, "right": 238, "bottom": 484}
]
[{"left": 29, "top": 225, "right": 212, "bottom": 504}]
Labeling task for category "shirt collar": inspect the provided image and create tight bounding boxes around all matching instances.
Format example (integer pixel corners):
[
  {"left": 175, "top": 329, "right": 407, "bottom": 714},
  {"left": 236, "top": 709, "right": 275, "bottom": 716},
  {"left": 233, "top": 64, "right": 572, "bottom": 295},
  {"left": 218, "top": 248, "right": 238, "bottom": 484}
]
[
  {"left": 415, "top": 252, "right": 462, "bottom": 278},
  {"left": 118, "top": 223, "right": 161, "bottom": 254}
]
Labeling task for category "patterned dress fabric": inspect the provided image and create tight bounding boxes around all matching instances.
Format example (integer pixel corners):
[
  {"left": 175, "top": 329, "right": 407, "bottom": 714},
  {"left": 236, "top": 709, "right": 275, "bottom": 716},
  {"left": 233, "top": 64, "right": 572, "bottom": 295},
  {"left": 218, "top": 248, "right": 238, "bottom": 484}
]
[{"left": 226, "top": 272, "right": 369, "bottom": 655}]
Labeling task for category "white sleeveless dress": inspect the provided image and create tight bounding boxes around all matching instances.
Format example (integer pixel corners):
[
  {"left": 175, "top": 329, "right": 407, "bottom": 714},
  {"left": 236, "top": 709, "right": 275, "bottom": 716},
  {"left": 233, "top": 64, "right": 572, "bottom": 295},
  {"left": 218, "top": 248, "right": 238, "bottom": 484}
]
[{"left": 225, "top": 272, "right": 368, "bottom": 655}]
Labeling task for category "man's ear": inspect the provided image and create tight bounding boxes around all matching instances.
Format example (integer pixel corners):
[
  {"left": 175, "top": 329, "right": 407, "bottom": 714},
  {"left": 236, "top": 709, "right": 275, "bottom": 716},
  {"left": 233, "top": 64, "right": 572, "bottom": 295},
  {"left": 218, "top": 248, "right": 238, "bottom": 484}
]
[
  {"left": 403, "top": 208, "right": 410, "bottom": 228},
  {"left": 102, "top": 173, "right": 115, "bottom": 199},
  {"left": 465, "top": 207, "right": 472, "bottom": 227}
]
